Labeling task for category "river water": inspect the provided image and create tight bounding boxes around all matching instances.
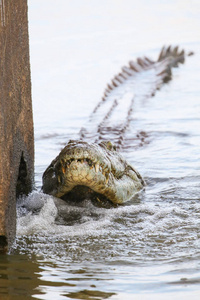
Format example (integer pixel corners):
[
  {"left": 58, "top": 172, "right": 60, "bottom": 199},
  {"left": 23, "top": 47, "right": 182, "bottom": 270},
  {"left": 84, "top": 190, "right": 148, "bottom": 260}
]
[{"left": 1, "top": 0, "right": 200, "bottom": 299}]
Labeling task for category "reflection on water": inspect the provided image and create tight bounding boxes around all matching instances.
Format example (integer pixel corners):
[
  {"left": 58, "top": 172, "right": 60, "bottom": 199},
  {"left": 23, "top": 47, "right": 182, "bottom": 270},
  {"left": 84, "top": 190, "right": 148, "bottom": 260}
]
[
  {"left": 1, "top": 0, "right": 200, "bottom": 299},
  {"left": 0, "top": 255, "right": 43, "bottom": 298}
]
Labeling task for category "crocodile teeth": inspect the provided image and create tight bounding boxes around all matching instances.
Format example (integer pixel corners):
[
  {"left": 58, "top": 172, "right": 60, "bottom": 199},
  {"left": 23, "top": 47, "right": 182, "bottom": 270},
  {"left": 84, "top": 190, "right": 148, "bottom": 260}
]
[
  {"left": 95, "top": 163, "right": 100, "bottom": 173},
  {"left": 105, "top": 174, "right": 109, "bottom": 185},
  {"left": 104, "top": 166, "right": 109, "bottom": 173}
]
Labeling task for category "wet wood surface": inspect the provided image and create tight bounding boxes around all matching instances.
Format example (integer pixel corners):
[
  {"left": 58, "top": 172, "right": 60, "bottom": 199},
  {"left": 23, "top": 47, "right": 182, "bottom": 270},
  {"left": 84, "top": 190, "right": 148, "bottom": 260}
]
[{"left": 0, "top": 0, "right": 34, "bottom": 252}]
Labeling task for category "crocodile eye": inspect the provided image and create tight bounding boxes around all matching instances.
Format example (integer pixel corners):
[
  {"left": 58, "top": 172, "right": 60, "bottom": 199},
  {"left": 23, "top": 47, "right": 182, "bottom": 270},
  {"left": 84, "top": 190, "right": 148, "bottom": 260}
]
[
  {"left": 99, "top": 141, "right": 116, "bottom": 151},
  {"left": 68, "top": 139, "right": 77, "bottom": 144}
]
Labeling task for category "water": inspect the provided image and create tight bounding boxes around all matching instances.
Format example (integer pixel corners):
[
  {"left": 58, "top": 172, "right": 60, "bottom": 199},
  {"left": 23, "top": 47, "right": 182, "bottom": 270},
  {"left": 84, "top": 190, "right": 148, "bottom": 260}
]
[{"left": 1, "top": 0, "right": 200, "bottom": 299}]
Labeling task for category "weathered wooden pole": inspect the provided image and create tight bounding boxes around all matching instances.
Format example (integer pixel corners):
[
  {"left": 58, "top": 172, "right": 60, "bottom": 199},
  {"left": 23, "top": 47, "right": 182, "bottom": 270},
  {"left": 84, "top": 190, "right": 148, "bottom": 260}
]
[{"left": 0, "top": 0, "right": 34, "bottom": 252}]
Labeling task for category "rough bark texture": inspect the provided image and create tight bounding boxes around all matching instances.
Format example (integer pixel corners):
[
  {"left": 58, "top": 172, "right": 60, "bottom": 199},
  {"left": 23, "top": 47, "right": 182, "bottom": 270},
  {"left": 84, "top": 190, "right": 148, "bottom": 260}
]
[{"left": 0, "top": 0, "right": 34, "bottom": 252}]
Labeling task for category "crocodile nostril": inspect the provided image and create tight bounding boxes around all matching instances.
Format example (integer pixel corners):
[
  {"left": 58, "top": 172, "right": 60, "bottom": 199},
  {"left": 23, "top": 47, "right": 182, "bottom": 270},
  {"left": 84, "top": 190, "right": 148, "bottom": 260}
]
[{"left": 86, "top": 159, "right": 93, "bottom": 167}]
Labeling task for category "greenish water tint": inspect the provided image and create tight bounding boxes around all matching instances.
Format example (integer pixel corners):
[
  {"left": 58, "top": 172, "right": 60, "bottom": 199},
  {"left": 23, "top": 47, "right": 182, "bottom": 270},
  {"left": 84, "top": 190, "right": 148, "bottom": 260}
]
[{"left": 1, "top": 0, "right": 200, "bottom": 299}]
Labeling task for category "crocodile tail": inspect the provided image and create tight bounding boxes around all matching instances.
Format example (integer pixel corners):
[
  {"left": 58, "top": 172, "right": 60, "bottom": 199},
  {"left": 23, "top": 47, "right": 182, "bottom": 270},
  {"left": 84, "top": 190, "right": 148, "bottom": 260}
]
[
  {"left": 80, "top": 45, "right": 193, "bottom": 146},
  {"left": 157, "top": 45, "right": 185, "bottom": 64},
  {"left": 157, "top": 45, "right": 188, "bottom": 83}
]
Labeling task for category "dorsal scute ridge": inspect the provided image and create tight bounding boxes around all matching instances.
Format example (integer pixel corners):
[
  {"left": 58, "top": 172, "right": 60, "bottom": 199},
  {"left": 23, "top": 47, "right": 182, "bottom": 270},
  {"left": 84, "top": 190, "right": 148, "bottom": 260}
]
[
  {"left": 93, "top": 45, "right": 187, "bottom": 116},
  {"left": 157, "top": 45, "right": 185, "bottom": 64},
  {"left": 121, "top": 66, "right": 135, "bottom": 76}
]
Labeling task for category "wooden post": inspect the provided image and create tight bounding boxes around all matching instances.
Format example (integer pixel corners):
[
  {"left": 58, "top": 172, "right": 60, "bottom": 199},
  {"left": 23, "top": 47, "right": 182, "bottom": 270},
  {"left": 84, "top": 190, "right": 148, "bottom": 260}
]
[{"left": 0, "top": 0, "right": 34, "bottom": 252}]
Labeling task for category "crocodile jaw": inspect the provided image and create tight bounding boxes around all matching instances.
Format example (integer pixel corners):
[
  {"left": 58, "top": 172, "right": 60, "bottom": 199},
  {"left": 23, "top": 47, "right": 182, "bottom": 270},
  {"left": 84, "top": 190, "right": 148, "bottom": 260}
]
[{"left": 42, "top": 140, "right": 144, "bottom": 204}]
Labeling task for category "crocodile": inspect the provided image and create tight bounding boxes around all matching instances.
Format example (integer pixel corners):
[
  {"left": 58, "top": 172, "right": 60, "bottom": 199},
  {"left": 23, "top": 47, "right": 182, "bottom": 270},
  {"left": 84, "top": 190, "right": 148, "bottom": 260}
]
[
  {"left": 42, "top": 46, "right": 192, "bottom": 206},
  {"left": 42, "top": 140, "right": 145, "bottom": 205}
]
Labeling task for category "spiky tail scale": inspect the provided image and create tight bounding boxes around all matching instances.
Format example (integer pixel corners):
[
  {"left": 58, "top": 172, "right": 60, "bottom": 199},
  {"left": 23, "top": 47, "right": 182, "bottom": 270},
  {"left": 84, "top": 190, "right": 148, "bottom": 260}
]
[{"left": 156, "top": 45, "right": 187, "bottom": 82}]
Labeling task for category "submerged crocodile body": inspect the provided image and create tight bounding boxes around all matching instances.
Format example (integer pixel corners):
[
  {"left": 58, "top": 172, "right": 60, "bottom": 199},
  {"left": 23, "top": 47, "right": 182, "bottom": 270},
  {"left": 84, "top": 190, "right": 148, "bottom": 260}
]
[{"left": 42, "top": 46, "right": 191, "bottom": 205}]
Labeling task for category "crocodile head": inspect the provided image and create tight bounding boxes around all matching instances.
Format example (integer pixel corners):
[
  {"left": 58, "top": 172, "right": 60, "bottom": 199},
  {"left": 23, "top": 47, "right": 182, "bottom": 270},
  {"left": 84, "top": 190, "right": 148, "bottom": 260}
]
[{"left": 42, "top": 140, "right": 144, "bottom": 205}]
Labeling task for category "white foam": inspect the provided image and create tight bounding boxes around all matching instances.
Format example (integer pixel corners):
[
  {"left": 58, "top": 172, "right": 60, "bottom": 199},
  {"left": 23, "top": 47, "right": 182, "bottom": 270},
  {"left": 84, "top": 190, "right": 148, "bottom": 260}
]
[{"left": 17, "top": 192, "right": 58, "bottom": 235}]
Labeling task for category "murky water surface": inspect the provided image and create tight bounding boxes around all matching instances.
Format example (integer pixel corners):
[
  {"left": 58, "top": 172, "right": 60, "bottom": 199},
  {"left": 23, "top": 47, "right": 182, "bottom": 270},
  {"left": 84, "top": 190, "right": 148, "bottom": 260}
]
[{"left": 1, "top": 0, "right": 200, "bottom": 299}]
